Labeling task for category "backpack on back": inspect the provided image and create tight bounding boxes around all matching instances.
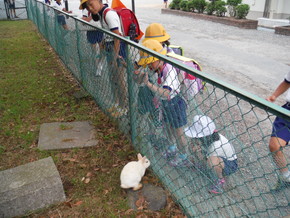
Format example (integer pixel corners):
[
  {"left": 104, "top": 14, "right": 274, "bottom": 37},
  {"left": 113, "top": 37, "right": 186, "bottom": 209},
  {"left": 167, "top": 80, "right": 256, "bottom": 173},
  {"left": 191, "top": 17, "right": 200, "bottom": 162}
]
[
  {"left": 167, "top": 52, "right": 204, "bottom": 98},
  {"left": 103, "top": 8, "right": 142, "bottom": 42}
]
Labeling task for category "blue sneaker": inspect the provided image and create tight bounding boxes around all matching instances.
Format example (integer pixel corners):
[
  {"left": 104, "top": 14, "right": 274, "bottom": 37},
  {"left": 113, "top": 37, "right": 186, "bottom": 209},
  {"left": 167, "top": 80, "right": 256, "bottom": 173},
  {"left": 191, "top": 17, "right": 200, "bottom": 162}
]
[
  {"left": 169, "top": 154, "right": 193, "bottom": 167},
  {"left": 162, "top": 145, "right": 178, "bottom": 159}
]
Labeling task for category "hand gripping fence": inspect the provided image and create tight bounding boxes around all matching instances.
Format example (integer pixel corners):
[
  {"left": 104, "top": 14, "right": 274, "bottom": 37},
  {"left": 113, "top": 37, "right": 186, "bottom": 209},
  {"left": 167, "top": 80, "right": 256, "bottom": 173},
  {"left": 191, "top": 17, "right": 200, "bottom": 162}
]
[{"left": 26, "top": 0, "right": 290, "bottom": 217}]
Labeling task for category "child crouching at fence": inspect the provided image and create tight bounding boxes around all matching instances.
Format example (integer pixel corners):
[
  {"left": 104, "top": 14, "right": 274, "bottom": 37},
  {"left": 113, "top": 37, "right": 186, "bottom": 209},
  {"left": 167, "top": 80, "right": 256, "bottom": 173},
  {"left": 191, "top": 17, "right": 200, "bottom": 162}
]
[
  {"left": 185, "top": 115, "right": 238, "bottom": 194},
  {"left": 137, "top": 39, "right": 192, "bottom": 167}
]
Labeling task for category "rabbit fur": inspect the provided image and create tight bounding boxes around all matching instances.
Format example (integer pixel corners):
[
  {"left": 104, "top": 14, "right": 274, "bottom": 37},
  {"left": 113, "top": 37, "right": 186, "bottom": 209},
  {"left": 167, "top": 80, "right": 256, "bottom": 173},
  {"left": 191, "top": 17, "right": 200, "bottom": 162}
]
[{"left": 120, "top": 153, "right": 150, "bottom": 190}]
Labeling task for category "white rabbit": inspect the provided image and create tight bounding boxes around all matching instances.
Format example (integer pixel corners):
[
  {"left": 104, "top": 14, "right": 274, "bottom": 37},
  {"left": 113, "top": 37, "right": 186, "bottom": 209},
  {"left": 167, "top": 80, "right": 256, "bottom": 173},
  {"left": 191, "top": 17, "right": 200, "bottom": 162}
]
[{"left": 120, "top": 153, "right": 150, "bottom": 191}]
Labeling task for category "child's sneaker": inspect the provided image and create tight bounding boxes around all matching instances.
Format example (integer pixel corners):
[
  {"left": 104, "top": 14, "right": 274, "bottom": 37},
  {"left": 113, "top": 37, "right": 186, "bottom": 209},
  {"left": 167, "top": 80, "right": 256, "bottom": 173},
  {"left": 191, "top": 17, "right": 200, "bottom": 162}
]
[
  {"left": 107, "top": 104, "right": 119, "bottom": 113},
  {"left": 209, "top": 178, "right": 225, "bottom": 194},
  {"left": 111, "top": 107, "right": 128, "bottom": 118},
  {"left": 169, "top": 154, "right": 193, "bottom": 167},
  {"left": 272, "top": 179, "right": 290, "bottom": 191},
  {"left": 162, "top": 145, "right": 178, "bottom": 159}
]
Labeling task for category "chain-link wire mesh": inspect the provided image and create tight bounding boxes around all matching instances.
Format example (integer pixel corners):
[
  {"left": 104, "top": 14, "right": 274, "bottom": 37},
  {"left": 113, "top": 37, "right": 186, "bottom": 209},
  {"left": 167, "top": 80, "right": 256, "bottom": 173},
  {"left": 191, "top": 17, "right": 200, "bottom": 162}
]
[{"left": 27, "top": 0, "right": 290, "bottom": 217}]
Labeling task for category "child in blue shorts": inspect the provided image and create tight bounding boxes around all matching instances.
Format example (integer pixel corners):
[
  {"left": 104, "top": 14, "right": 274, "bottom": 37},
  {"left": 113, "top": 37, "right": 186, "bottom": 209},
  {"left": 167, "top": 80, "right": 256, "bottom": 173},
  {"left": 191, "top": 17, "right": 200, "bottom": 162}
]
[
  {"left": 52, "top": 0, "right": 72, "bottom": 30},
  {"left": 185, "top": 115, "right": 238, "bottom": 194},
  {"left": 267, "top": 71, "right": 290, "bottom": 189},
  {"left": 137, "top": 39, "right": 190, "bottom": 167}
]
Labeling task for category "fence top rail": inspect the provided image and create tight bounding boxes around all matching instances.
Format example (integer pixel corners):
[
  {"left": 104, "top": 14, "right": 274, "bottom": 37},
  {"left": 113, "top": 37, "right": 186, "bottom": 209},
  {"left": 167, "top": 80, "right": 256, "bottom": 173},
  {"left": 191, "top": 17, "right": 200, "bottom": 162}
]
[{"left": 34, "top": 0, "right": 289, "bottom": 120}]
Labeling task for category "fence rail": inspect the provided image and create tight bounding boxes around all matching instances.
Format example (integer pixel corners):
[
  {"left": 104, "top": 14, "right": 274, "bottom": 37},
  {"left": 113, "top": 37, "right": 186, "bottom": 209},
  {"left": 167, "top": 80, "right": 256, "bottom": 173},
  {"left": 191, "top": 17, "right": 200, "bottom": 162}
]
[{"left": 26, "top": 0, "right": 290, "bottom": 217}]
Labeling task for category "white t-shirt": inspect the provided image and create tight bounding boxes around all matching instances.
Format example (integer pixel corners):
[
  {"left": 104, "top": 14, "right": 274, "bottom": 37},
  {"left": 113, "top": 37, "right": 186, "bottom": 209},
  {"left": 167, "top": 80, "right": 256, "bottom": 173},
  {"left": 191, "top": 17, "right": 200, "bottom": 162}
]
[
  {"left": 101, "top": 7, "right": 122, "bottom": 41},
  {"left": 158, "top": 63, "right": 181, "bottom": 100},
  {"left": 285, "top": 71, "right": 290, "bottom": 102},
  {"left": 207, "top": 134, "right": 237, "bottom": 161},
  {"left": 52, "top": 1, "right": 63, "bottom": 11}
]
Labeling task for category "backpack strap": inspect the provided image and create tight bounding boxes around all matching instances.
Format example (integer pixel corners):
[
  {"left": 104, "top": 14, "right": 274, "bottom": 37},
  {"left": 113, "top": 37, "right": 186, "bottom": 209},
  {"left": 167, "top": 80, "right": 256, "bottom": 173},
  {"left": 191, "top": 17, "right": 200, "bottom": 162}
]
[{"left": 103, "top": 7, "right": 112, "bottom": 26}]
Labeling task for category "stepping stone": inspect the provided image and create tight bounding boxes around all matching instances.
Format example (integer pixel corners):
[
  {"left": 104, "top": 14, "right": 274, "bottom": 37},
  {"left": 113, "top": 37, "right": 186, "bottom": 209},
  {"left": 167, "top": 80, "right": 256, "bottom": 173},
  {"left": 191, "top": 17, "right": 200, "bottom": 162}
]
[
  {"left": 38, "top": 121, "right": 98, "bottom": 150},
  {"left": 126, "top": 184, "right": 167, "bottom": 211},
  {"left": 0, "top": 157, "right": 66, "bottom": 218}
]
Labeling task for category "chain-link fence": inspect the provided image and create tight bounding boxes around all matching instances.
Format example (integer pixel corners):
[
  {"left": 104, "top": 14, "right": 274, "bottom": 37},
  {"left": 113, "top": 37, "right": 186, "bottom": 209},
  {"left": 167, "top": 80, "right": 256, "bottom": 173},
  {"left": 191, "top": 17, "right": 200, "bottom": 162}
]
[{"left": 26, "top": 0, "right": 290, "bottom": 217}]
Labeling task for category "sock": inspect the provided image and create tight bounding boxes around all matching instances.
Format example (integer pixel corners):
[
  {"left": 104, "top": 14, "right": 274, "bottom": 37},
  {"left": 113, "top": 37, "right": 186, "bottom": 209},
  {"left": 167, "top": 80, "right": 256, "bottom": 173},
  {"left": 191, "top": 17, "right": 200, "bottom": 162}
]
[
  {"left": 168, "top": 145, "right": 177, "bottom": 151},
  {"left": 281, "top": 171, "right": 290, "bottom": 182},
  {"left": 179, "top": 154, "right": 187, "bottom": 160}
]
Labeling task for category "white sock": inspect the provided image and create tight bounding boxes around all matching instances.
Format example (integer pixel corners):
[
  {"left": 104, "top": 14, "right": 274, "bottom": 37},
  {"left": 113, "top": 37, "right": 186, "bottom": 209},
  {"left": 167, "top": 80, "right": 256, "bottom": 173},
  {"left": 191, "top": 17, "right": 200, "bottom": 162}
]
[{"left": 281, "top": 170, "right": 290, "bottom": 182}]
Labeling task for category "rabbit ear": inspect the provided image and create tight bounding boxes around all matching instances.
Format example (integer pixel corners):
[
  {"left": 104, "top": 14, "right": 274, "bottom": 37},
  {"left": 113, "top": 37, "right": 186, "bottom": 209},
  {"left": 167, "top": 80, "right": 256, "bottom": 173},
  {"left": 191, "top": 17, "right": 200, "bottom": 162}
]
[
  {"left": 142, "top": 156, "right": 147, "bottom": 163},
  {"left": 137, "top": 153, "right": 143, "bottom": 160}
]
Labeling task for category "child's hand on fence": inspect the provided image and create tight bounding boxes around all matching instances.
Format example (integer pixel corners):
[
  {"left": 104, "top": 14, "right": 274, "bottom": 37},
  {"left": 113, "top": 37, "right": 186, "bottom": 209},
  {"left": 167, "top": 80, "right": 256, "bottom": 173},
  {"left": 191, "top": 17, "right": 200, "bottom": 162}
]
[
  {"left": 142, "top": 72, "right": 149, "bottom": 85},
  {"left": 266, "top": 95, "right": 276, "bottom": 102},
  {"left": 133, "top": 70, "right": 146, "bottom": 85}
]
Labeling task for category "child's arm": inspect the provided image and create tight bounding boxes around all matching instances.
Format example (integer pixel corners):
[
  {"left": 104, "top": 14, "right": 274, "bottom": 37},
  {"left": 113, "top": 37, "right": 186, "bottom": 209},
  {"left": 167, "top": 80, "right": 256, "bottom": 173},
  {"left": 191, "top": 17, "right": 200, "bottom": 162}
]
[
  {"left": 267, "top": 80, "right": 290, "bottom": 102},
  {"left": 62, "top": 8, "right": 72, "bottom": 13},
  {"left": 82, "top": 16, "right": 92, "bottom": 22},
  {"left": 143, "top": 73, "right": 170, "bottom": 98},
  {"left": 111, "top": 29, "right": 123, "bottom": 60}
]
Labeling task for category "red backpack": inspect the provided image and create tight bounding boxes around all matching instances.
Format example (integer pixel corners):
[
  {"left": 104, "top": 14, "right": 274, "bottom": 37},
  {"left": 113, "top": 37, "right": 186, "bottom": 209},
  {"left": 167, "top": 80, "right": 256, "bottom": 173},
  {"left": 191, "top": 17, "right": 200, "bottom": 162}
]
[{"left": 103, "top": 8, "right": 142, "bottom": 42}]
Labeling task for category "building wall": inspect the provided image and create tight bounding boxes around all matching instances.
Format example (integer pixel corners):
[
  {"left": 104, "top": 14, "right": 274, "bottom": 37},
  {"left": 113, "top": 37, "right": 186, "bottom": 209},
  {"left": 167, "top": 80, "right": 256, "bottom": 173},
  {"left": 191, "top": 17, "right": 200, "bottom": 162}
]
[{"left": 223, "top": 0, "right": 290, "bottom": 20}]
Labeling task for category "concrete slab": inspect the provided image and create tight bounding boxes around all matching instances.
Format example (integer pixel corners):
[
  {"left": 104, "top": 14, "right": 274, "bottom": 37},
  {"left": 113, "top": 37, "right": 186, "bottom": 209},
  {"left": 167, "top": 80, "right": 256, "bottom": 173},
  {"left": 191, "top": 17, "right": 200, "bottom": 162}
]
[
  {"left": 38, "top": 121, "right": 98, "bottom": 150},
  {"left": 258, "top": 18, "right": 290, "bottom": 28},
  {"left": 0, "top": 157, "right": 66, "bottom": 218}
]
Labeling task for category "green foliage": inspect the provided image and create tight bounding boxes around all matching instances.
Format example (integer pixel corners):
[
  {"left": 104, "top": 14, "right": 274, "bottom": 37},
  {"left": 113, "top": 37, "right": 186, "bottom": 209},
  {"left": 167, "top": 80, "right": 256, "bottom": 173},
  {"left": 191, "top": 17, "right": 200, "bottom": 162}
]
[
  {"left": 193, "top": 0, "right": 207, "bottom": 13},
  {"left": 215, "top": 0, "right": 227, "bottom": 17},
  {"left": 169, "top": 2, "right": 175, "bottom": 9},
  {"left": 187, "top": 0, "right": 195, "bottom": 12},
  {"left": 235, "top": 3, "right": 250, "bottom": 19},
  {"left": 179, "top": 0, "right": 188, "bottom": 11},
  {"left": 226, "top": 0, "right": 242, "bottom": 6},
  {"left": 170, "top": 0, "right": 182, "bottom": 10},
  {"left": 206, "top": 1, "right": 215, "bottom": 15},
  {"left": 206, "top": 0, "right": 226, "bottom": 16}
]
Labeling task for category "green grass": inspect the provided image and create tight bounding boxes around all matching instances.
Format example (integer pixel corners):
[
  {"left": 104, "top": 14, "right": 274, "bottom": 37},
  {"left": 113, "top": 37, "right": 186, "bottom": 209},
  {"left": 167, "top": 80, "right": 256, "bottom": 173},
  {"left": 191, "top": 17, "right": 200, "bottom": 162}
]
[{"left": 0, "top": 20, "right": 184, "bottom": 217}]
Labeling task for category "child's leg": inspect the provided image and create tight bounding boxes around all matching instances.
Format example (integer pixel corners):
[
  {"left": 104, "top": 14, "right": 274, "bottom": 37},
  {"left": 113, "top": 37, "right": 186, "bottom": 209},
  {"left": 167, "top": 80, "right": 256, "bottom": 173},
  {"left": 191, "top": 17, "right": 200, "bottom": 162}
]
[
  {"left": 62, "top": 24, "right": 69, "bottom": 30},
  {"left": 207, "top": 156, "right": 224, "bottom": 179},
  {"left": 269, "top": 136, "right": 288, "bottom": 173},
  {"left": 175, "top": 127, "right": 187, "bottom": 151},
  {"left": 269, "top": 136, "right": 290, "bottom": 183}
]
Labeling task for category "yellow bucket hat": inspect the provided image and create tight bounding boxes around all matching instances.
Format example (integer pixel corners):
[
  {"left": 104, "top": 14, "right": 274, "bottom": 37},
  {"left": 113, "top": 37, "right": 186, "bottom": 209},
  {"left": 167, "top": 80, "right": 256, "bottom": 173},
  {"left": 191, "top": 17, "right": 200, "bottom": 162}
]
[
  {"left": 138, "top": 39, "right": 167, "bottom": 66},
  {"left": 142, "top": 23, "right": 170, "bottom": 43},
  {"left": 79, "top": 0, "right": 88, "bottom": 10}
]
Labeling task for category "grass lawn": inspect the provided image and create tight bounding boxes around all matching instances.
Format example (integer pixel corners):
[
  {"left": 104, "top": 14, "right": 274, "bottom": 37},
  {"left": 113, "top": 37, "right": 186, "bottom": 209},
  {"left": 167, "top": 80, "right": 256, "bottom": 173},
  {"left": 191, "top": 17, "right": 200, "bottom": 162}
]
[{"left": 0, "top": 20, "right": 185, "bottom": 217}]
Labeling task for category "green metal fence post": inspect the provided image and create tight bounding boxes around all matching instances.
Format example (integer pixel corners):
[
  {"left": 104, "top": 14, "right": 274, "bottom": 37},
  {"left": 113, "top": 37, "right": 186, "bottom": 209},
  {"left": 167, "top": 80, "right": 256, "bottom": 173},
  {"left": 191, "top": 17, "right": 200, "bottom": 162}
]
[{"left": 125, "top": 38, "right": 137, "bottom": 145}]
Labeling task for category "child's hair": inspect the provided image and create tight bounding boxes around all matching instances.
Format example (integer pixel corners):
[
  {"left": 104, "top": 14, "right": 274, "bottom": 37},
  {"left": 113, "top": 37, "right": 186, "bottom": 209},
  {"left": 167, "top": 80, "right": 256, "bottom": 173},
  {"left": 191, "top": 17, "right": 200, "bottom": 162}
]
[
  {"left": 199, "top": 132, "right": 220, "bottom": 149},
  {"left": 162, "top": 40, "right": 170, "bottom": 47}
]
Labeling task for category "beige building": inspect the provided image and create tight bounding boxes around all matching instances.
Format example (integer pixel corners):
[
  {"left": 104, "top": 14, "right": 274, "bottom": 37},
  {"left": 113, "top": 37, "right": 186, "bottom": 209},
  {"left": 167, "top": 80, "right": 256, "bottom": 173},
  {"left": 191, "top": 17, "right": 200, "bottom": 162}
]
[{"left": 243, "top": 0, "right": 290, "bottom": 20}]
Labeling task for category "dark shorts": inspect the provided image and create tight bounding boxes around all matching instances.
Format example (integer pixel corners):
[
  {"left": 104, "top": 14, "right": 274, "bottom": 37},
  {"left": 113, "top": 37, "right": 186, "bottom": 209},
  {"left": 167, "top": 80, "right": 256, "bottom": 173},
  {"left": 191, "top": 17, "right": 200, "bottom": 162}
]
[
  {"left": 57, "top": 15, "right": 66, "bottom": 26},
  {"left": 222, "top": 158, "right": 238, "bottom": 176},
  {"left": 162, "top": 95, "right": 187, "bottom": 128},
  {"left": 86, "top": 30, "right": 103, "bottom": 44},
  {"left": 271, "top": 103, "right": 290, "bottom": 143},
  {"left": 105, "top": 41, "right": 127, "bottom": 66},
  {"left": 9, "top": 2, "right": 15, "bottom": 9},
  {"left": 105, "top": 41, "right": 126, "bottom": 59}
]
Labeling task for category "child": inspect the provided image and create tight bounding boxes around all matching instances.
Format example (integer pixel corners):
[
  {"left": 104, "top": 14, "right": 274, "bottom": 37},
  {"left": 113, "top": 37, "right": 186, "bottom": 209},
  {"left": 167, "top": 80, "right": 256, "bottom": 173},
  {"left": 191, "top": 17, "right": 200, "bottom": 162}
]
[
  {"left": 138, "top": 39, "right": 190, "bottom": 167},
  {"left": 142, "top": 23, "right": 175, "bottom": 55},
  {"left": 80, "top": 0, "right": 127, "bottom": 117},
  {"left": 185, "top": 115, "right": 238, "bottom": 194},
  {"left": 163, "top": 0, "right": 168, "bottom": 9},
  {"left": 266, "top": 71, "right": 290, "bottom": 190},
  {"left": 81, "top": 8, "right": 104, "bottom": 76},
  {"left": 52, "top": 0, "right": 72, "bottom": 30},
  {"left": 8, "top": 0, "right": 18, "bottom": 19}
]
